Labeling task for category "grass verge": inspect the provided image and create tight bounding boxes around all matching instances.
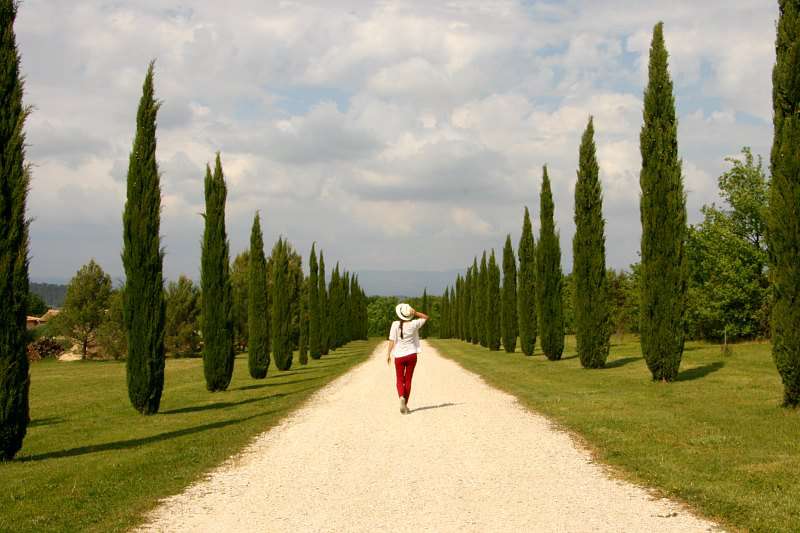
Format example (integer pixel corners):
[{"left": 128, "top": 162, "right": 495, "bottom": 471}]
[
  {"left": 427, "top": 336, "right": 799, "bottom": 533},
  {"left": 1, "top": 339, "right": 380, "bottom": 532}
]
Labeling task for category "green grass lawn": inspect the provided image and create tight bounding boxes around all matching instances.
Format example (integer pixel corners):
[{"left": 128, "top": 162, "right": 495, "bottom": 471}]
[
  {"left": 428, "top": 336, "right": 799, "bottom": 533},
  {"left": 0, "top": 339, "right": 379, "bottom": 533}
]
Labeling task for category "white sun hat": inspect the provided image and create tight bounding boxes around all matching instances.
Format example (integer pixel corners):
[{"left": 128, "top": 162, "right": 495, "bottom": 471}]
[{"left": 395, "top": 302, "right": 414, "bottom": 321}]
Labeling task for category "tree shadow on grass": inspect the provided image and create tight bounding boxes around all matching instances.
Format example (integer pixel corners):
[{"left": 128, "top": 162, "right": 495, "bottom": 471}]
[
  {"left": 410, "top": 402, "right": 460, "bottom": 413},
  {"left": 675, "top": 361, "right": 725, "bottom": 382},
  {"left": 603, "top": 356, "right": 643, "bottom": 369},
  {"left": 20, "top": 410, "right": 279, "bottom": 462},
  {"left": 160, "top": 385, "right": 319, "bottom": 415},
  {"left": 29, "top": 416, "right": 65, "bottom": 428},
  {"left": 560, "top": 355, "right": 578, "bottom": 361},
  {"left": 232, "top": 376, "right": 323, "bottom": 391}
]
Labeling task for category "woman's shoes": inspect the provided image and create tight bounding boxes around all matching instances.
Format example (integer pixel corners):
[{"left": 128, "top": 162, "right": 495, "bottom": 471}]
[{"left": 399, "top": 397, "right": 409, "bottom": 414}]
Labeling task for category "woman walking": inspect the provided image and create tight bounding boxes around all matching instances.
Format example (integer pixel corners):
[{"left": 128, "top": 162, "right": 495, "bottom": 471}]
[{"left": 387, "top": 303, "right": 428, "bottom": 414}]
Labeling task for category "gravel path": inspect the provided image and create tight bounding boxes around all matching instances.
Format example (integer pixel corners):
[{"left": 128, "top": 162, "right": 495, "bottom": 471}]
[{"left": 139, "top": 341, "right": 721, "bottom": 532}]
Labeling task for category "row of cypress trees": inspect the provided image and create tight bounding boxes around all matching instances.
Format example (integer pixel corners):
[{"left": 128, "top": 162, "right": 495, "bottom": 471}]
[{"left": 439, "top": 22, "right": 695, "bottom": 383}]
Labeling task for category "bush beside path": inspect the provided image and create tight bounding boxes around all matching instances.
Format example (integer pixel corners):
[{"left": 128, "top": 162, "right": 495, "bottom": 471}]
[{"left": 139, "top": 341, "right": 718, "bottom": 532}]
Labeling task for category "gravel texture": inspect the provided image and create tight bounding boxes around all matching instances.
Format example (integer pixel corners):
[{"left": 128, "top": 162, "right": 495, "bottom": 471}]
[{"left": 139, "top": 341, "right": 722, "bottom": 532}]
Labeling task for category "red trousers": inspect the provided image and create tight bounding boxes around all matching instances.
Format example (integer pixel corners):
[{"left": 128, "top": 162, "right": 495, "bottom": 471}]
[{"left": 394, "top": 353, "right": 417, "bottom": 400}]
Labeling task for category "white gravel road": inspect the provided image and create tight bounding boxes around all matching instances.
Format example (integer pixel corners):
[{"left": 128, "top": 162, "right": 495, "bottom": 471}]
[{"left": 138, "top": 341, "right": 721, "bottom": 533}]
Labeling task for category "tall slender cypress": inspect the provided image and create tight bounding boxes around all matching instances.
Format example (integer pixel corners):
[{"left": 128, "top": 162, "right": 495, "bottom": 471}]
[
  {"left": 517, "top": 207, "right": 537, "bottom": 356},
  {"left": 639, "top": 22, "right": 687, "bottom": 382},
  {"left": 440, "top": 288, "right": 449, "bottom": 338},
  {"left": 308, "top": 244, "right": 321, "bottom": 359},
  {"left": 537, "top": 166, "right": 565, "bottom": 360},
  {"left": 299, "top": 276, "right": 309, "bottom": 365},
  {"left": 319, "top": 252, "right": 329, "bottom": 355},
  {"left": 574, "top": 117, "right": 611, "bottom": 368},
  {"left": 247, "top": 212, "right": 269, "bottom": 379},
  {"left": 328, "top": 264, "right": 340, "bottom": 350},
  {"left": 271, "top": 238, "right": 293, "bottom": 370},
  {"left": 201, "top": 154, "right": 235, "bottom": 391},
  {"left": 770, "top": 1, "right": 800, "bottom": 406},
  {"left": 463, "top": 270, "right": 472, "bottom": 342},
  {"left": 122, "top": 62, "right": 165, "bottom": 414},
  {"left": 0, "top": 0, "right": 30, "bottom": 459},
  {"left": 470, "top": 259, "right": 480, "bottom": 344},
  {"left": 487, "top": 250, "right": 501, "bottom": 351},
  {"left": 479, "top": 252, "right": 489, "bottom": 347},
  {"left": 502, "top": 235, "right": 518, "bottom": 353}
]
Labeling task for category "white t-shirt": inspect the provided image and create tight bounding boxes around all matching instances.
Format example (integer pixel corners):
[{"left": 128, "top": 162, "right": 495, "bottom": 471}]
[{"left": 388, "top": 318, "right": 427, "bottom": 358}]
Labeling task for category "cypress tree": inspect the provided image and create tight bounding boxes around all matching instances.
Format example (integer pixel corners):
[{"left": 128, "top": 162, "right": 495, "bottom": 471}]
[
  {"left": 487, "top": 250, "right": 502, "bottom": 351},
  {"left": 770, "top": 1, "right": 800, "bottom": 406},
  {"left": 421, "top": 288, "right": 429, "bottom": 339},
  {"left": 299, "top": 276, "right": 309, "bottom": 365},
  {"left": 0, "top": 0, "right": 30, "bottom": 459},
  {"left": 328, "top": 264, "right": 340, "bottom": 350},
  {"left": 247, "top": 212, "right": 269, "bottom": 379},
  {"left": 537, "top": 166, "right": 565, "bottom": 360},
  {"left": 573, "top": 117, "right": 611, "bottom": 368},
  {"left": 439, "top": 288, "right": 448, "bottom": 338},
  {"left": 518, "top": 207, "right": 537, "bottom": 356},
  {"left": 201, "top": 154, "right": 235, "bottom": 391},
  {"left": 463, "top": 270, "right": 472, "bottom": 342},
  {"left": 308, "top": 244, "right": 321, "bottom": 359},
  {"left": 319, "top": 252, "right": 329, "bottom": 355},
  {"left": 479, "top": 252, "right": 488, "bottom": 347},
  {"left": 502, "top": 235, "right": 518, "bottom": 353},
  {"left": 271, "top": 239, "right": 293, "bottom": 370},
  {"left": 639, "top": 22, "right": 687, "bottom": 382},
  {"left": 122, "top": 62, "right": 166, "bottom": 414},
  {"left": 470, "top": 260, "right": 480, "bottom": 344}
]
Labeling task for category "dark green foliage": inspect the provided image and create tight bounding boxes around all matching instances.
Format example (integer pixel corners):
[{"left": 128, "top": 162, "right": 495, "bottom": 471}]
[
  {"left": 517, "top": 207, "right": 537, "bottom": 356},
  {"left": 479, "top": 252, "right": 488, "bottom": 347},
  {"left": 687, "top": 149, "right": 770, "bottom": 341},
  {"left": 0, "top": 0, "right": 29, "bottom": 459},
  {"left": 122, "top": 62, "right": 165, "bottom": 414},
  {"left": 367, "top": 295, "right": 399, "bottom": 337},
  {"left": 29, "top": 282, "right": 66, "bottom": 309},
  {"left": 639, "top": 23, "right": 687, "bottom": 382},
  {"left": 201, "top": 155, "right": 235, "bottom": 391},
  {"left": 230, "top": 251, "right": 249, "bottom": 353},
  {"left": 464, "top": 268, "right": 473, "bottom": 342},
  {"left": 470, "top": 259, "right": 480, "bottom": 344},
  {"left": 439, "top": 287, "right": 450, "bottom": 339},
  {"left": 573, "top": 117, "right": 611, "bottom": 368},
  {"left": 299, "top": 276, "right": 309, "bottom": 365},
  {"left": 537, "top": 166, "right": 564, "bottom": 360},
  {"left": 502, "top": 235, "right": 518, "bottom": 353},
  {"left": 164, "top": 276, "right": 201, "bottom": 356},
  {"left": 271, "top": 238, "right": 293, "bottom": 370},
  {"left": 487, "top": 250, "right": 501, "bottom": 351},
  {"left": 247, "top": 213, "right": 269, "bottom": 378},
  {"left": 96, "top": 288, "right": 128, "bottom": 360},
  {"left": 420, "top": 288, "right": 429, "bottom": 339},
  {"left": 308, "top": 244, "right": 321, "bottom": 359},
  {"left": 61, "top": 260, "right": 113, "bottom": 357},
  {"left": 319, "top": 252, "right": 329, "bottom": 355},
  {"left": 770, "top": 1, "right": 800, "bottom": 406},
  {"left": 27, "top": 292, "right": 47, "bottom": 316}
]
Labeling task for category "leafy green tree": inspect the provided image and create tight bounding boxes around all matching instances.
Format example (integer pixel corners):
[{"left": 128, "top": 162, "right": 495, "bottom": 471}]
[
  {"left": 247, "top": 213, "right": 269, "bottom": 378},
  {"left": 537, "top": 166, "right": 564, "bottom": 360},
  {"left": 0, "top": 0, "right": 31, "bottom": 459},
  {"left": 487, "top": 250, "right": 501, "bottom": 351},
  {"left": 502, "top": 235, "right": 518, "bottom": 353},
  {"left": 517, "top": 207, "right": 537, "bottom": 356},
  {"left": 96, "top": 288, "right": 127, "bottom": 360},
  {"left": 230, "top": 251, "right": 249, "bottom": 352},
  {"left": 367, "top": 295, "right": 399, "bottom": 337},
  {"left": 308, "top": 244, "right": 321, "bottom": 358},
  {"left": 573, "top": 117, "right": 611, "bottom": 368},
  {"left": 479, "top": 252, "right": 488, "bottom": 347},
  {"left": 270, "top": 238, "right": 293, "bottom": 370},
  {"left": 639, "top": 22, "right": 687, "bottom": 382},
  {"left": 318, "top": 252, "right": 329, "bottom": 355},
  {"left": 470, "top": 259, "right": 480, "bottom": 345},
  {"left": 440, "top": 287, "right": 449, "bottom": 339},
  {"left": 27, "top": 292, "right": 47, "bottom": 316},
  {"left": 122, "top": 62, "right": 165, "bottom": 414},
  {"left": 201, "top": 155, "right": 235, "bottom": 391},
  {"left": 164, "top": 276, "right": 201, "bottom": 356},
  {"left": 686, "top": 150, "right": 770, "bottom": 341}
]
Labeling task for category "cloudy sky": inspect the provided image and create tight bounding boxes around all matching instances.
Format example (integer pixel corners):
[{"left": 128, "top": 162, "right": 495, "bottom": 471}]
[{"left": 17, "top": 0, "right": 776, "bottom": 286}]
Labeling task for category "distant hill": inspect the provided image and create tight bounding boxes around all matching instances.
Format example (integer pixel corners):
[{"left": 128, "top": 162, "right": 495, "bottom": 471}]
[
  {"left": 356, "top": 270, "right": 465, "bottom": 297},
  {"left": 31, "top": 282, "right": 67, "bottom": 309}
]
